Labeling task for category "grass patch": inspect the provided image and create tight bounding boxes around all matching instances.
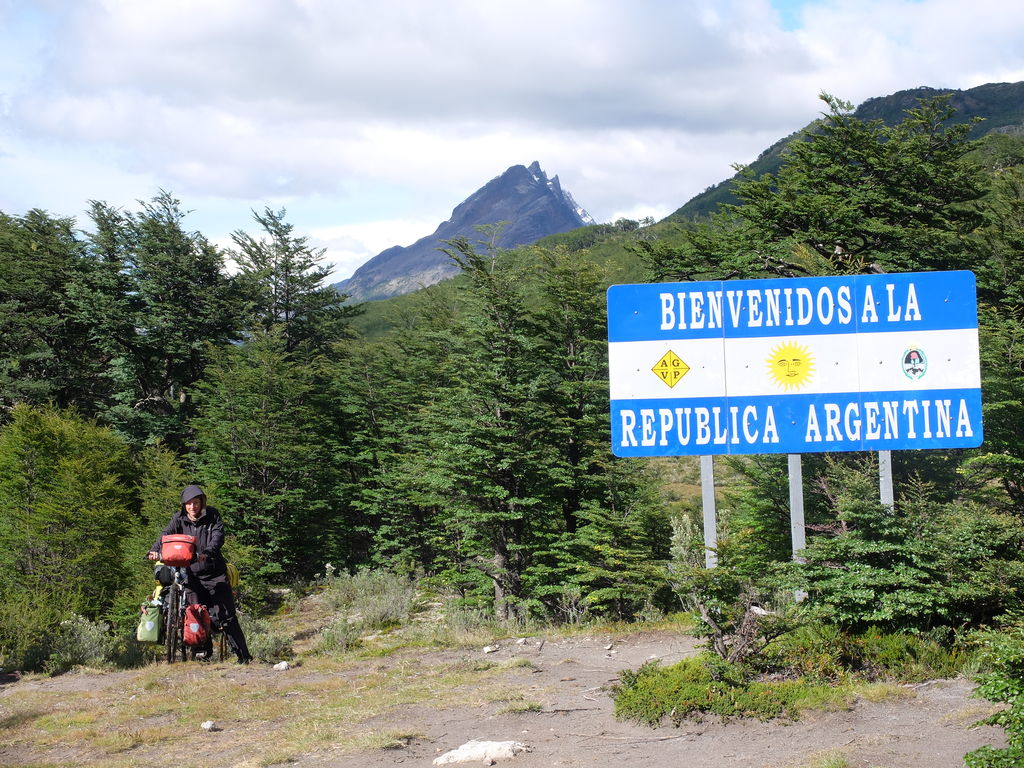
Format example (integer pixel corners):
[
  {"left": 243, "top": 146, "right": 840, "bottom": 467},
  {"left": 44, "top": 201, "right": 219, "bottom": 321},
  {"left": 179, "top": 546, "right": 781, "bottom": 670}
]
[
  {"left": 794, "top": 750, "right": 852, "bottom": 768},
  {"left": 497, "top": 699, "right": 545, "bottom": 714},
  {"left": 1, "top": 648, "right": 534, "bottom": 767},
  {"left": 612, "top": 656, "right": 857, "bottom": 726}
]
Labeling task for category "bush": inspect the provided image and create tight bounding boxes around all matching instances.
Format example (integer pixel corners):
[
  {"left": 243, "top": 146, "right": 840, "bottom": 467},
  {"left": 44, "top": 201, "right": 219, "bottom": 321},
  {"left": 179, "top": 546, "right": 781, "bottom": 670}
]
[
  {"left": 44, "top": 615, "right": 118, "bottom": 674},
  {"left": 0, "top": 588, "right": 73, "bottom": 672},
  {"left": 612, "top": 656, "right": 833, "bottom": 725},
  {"left": 322, "top": 570, "right": 419, "bottom": 630},
  {"left": 317, "top": 613, "right": 362, "bottom": 654},
  {"left": 241, "top": 615, "right": 294, "bottom": 662},
  {"left": 758, "top": 624, "right": 965, "bottom": 683},
  {"left": 965, "top": 620, "right": 1024, "bottom": 767}
]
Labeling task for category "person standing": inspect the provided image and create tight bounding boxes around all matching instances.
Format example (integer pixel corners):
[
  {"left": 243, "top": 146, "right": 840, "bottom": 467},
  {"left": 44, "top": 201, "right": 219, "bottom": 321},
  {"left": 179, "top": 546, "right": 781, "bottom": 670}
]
[{"left": 148, "top": 485, "right": 252, "bottom": 663}]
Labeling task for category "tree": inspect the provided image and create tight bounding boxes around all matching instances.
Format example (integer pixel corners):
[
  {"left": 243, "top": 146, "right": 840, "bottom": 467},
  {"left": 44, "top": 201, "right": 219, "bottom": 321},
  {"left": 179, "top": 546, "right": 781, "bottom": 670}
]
[
  {"left": 639, "top": 93, "right": 986, "bottom": 281},
  {"left": 426, "top": 237, "right": 550, "bottom": 620},
  {"left": 0, "top": 406, "right": 141, "bottom": 667},
  {"left": 232, "top": 207, "right": 357, "bottom": 355},
  {"left": 0, "top": 209, "right": 109, "bottom": 415},
  {"left": 523, "top": 248, "right": 667, "bottom": 618},
  {"left": 95, "top": 191, "right": 244, "bottom": 447},
  {"left": 191, "top": 329, "right": 336, "bottom": 578}
]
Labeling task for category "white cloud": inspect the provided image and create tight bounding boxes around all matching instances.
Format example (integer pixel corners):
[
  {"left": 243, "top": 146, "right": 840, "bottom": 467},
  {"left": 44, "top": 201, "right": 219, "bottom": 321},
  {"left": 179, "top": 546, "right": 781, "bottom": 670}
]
[
  {"left": 308, "top": 217, "right": 444, "bottom": 281},
  {"left": 1, "top": 0, "right": 1024, "bottom": 279}
]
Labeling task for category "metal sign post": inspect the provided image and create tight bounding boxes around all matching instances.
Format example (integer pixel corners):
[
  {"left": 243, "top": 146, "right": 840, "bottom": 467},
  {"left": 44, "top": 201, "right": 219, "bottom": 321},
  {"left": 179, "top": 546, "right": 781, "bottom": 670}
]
[
  {"left": 788, "top": 454, "right": 806, "bottom": 561},
  {"left": 700, "top": 455, "right": 718, "bottom": 568},
  {"left": 879, "top": 450, "right": 894, "bottom": 509}
]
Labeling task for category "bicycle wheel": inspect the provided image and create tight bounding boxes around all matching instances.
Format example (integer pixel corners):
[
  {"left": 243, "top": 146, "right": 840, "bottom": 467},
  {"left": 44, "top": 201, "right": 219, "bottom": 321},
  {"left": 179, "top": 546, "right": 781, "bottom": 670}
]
[
  {"left": 164, "top": 586, "right": 180, "bottom": 664},
  {"left": 179, "top": 598, "right": 188, "bottom": 662}
]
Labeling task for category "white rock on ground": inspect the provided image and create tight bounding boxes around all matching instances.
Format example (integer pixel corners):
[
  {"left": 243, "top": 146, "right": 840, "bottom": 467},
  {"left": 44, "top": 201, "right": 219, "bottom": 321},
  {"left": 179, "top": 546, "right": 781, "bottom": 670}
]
[
  {"left": 273, "top": 661, "right": 290, "bottom": 670},
  {"left": 432, "top": 740, "right": 529, "bottom": 765}
]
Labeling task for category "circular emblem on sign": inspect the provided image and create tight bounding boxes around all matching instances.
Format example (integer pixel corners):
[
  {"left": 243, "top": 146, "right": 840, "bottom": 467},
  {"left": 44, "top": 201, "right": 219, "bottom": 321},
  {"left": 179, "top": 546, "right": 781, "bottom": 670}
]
[
  {"left": 766, "top": 341, "right": 815, "bottom": 391},
  {"left": 902, "top": 347, "right": 927, "bottom": 380}
]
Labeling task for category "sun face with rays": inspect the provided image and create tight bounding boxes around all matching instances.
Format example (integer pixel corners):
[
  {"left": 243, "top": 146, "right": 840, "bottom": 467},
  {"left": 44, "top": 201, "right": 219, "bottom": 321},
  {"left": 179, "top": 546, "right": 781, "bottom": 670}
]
[{"left": 766, "top": 341, "right": 815, "bottom": 391}]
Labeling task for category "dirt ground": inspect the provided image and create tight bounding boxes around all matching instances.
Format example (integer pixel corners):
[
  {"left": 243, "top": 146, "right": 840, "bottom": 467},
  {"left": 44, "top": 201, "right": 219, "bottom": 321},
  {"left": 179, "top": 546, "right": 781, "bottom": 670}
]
[{"left": 1, "top": 628, "right": 1007, "bottom": 768}]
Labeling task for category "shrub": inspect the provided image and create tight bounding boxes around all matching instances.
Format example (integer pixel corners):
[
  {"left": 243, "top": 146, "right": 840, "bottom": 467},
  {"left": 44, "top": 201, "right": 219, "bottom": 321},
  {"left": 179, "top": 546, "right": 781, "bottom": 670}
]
[
  {"left": 322, "top": 570, "right": 419, "bottom": 630},
  {"left": 0, "top": 588, "right": 73, "bottom": 672},
  {"left": 612, "top": 656, "right": 835, "bottom": 725},
  {"left": 965, "top": 621, "right": 1024, "bottom": 767},
  {"left": 44, "top": 615, "right": 117, "bottom": 674},
  {"left": 670, "top": 561, "right": 801, "bottom": 666},
  {"left": 317, "top": 613, "right": 362, "bottom": 654},
  {"left": 758, "top": 624, "right": 964, "bottom": 683},
  {"left": 241, "top": 615, "right": 294, "bottom": 662}
]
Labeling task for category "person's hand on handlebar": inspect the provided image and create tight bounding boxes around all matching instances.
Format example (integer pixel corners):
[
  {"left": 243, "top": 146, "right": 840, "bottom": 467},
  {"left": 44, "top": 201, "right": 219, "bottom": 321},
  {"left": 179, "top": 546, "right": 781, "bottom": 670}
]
[{"left": 147, "top": 550, "right": 160, "bottom": 561}]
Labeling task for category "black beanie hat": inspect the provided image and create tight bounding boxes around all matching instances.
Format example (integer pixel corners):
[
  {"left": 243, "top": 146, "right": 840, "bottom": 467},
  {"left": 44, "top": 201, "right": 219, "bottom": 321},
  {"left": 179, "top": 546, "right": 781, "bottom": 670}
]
[{"left": 181, "top": 485, "right": 205, "bottom": 505}]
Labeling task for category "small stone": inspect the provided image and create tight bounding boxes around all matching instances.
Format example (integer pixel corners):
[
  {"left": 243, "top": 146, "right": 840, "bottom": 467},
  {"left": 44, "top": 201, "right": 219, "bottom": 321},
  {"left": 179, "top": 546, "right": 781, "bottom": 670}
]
[
  {"left": 273, "top": 661, "right": 290, "bottom": 671},
  {"left": 482, "top": 645, "right": 499, "bottom": 654},
  {"left": 201, "top": 720, "right": 219, "bottom": 731},
  {"left": 604, "top": 643, "right": 613, "bottom": 650},
  {"left": 516, "top": 638, "right": 526, "bottom": 645}
]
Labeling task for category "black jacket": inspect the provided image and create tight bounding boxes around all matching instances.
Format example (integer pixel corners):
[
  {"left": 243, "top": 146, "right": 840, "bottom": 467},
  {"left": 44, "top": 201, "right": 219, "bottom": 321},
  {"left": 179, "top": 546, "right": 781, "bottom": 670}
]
[{"left": 153, "top": 505, "right": 227, "bottom": 579}]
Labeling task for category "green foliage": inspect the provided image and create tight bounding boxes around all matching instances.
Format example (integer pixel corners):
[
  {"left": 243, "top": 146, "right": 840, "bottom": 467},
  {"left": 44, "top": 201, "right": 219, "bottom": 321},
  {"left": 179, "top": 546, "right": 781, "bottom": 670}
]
[
  {"left": 0, "top": 406, "right": 146, "bottom": 669},
  {"left": 241, "top": 615, "right": 294, "bottom": 662},
  {"left": 612, "top": 656, "right": 835, "bottom": 725},
  {"left": 232, "top": 206, "right": 359, "bottom": 355},
  {"left": 317, "top": 614, "right": 363, "bottom": 654},
  {"left": 192, "top": 329, "right": 337, "bottom": 578},
  {"left": 614, "top": 626, "right": 967, "bottom": 729},
  {"left": 789, "top": 459, "right": 1024, "bottom": 631},
  {"left": 93, "top": 192, "right": 245, "bottom": 446},
  {"left": 321, "top": 570, "right": 420, "bottom": 630},
  {"left": 965, "top": 619, "right": 1024, "bottom": 767},
  {"left": 43, "top": 614, "right": 119, "bottom": 674},
  {"left": 670, "top": 559, "right": 801, "bottom": 665},
  {"left": 759, "top": 623, "right": 963, "bottom": 684}
]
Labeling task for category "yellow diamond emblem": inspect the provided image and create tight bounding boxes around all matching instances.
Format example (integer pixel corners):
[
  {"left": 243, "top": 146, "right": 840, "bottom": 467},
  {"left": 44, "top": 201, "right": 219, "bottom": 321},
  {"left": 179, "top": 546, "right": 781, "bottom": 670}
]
[{"left": 652, "top": 350, "right": 690, "bottom": 388}]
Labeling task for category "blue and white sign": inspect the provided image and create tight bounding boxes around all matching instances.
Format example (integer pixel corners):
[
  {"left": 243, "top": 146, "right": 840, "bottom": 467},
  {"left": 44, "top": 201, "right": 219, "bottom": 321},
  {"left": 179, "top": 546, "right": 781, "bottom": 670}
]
[{"left": 607, "top": 271, "right": 983, "bottom": 457}]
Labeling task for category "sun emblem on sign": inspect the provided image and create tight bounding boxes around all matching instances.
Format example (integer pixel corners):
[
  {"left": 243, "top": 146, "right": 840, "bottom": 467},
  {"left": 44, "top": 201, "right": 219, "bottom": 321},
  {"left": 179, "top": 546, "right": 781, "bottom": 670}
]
[{"left": 766, "top": 341, "right": 815, "bottom": 391}]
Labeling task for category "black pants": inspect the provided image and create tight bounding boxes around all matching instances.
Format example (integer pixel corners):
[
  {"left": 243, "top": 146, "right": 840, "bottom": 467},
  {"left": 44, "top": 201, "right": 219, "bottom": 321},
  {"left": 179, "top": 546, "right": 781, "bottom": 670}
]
[{"left": 186, "top": 571, "right": 251, "bottom": 661}]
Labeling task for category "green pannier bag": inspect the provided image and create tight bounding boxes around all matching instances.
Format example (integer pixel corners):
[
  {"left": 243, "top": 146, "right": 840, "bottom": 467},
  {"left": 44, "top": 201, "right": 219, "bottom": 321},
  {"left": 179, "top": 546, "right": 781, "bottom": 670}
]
[{"left": 136, "top": 600, "right": 162, "bottom": 643}]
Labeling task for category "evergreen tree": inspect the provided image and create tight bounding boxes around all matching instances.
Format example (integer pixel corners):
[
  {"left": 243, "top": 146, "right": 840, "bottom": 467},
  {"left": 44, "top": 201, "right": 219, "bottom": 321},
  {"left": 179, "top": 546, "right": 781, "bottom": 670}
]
[
  {"left": 232, "top": 207, "right": 358, "bottom": 355},
  {"left": 191, "top": 328, "right": 336, "bottom": 578},
  {"left": 427, "top": 237, "right": 552, "bottom": 620},
  {"left": 0, "top": 406, "right": 141, "bottom": 666},
  {"left": 0, "top": 209, "right": 104, "bottom": 414},
  {"left": 640, "top": 94, "right": 986, "bottom": 281},
  {"left": 524, "top": 248, "right": 667, "bottom": 618},
  {"left": 106, "top": 191, "right": 244, "bottom": 446}
]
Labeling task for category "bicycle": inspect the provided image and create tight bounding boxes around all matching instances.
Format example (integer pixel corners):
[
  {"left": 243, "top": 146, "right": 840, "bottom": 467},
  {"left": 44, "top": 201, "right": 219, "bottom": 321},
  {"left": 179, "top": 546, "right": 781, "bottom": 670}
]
[{"left": 159, "top": 565, "right": 190, "bottom": 664}]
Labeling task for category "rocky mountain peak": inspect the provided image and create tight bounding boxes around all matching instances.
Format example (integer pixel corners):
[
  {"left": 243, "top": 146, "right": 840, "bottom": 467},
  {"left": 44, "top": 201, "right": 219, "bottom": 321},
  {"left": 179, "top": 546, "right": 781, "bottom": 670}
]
[{"left": 333, "top": 162, "right": 593, "bottom": 303}]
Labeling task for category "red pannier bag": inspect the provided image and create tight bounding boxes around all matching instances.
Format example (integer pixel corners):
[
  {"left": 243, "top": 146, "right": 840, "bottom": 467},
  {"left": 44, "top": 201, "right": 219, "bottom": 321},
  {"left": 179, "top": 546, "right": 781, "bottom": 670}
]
[
  {"left": 160, "top": 534, "right": 196, "bottom": 567},
  {"left": 183, "top": 603, "right": 211, "bottom": 647}
]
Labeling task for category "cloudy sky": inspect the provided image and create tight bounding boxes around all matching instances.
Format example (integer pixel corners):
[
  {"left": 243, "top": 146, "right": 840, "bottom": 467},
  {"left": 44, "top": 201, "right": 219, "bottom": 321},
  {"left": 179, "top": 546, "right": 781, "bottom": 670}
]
[{"left": 2, "top": 0, "right": 1023, "bottom": 280}]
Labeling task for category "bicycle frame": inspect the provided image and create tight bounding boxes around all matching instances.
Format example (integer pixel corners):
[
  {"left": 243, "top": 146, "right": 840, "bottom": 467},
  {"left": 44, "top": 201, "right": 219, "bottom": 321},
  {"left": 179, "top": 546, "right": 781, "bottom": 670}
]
[{"left": 162, "top": 567, "right": 189, "bottom": 663}]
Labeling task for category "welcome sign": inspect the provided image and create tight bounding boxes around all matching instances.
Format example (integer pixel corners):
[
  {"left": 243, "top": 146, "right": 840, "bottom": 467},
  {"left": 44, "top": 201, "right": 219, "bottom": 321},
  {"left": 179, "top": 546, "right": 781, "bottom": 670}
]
[{"left": 607, "top": 271, "right": 983, "bottom": 457}]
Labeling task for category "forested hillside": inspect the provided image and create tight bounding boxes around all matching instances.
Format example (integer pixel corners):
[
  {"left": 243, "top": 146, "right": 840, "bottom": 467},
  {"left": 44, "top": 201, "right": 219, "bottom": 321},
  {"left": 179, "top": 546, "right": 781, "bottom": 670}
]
[{"left": 4, "top": 95, "right": 1024, "bottom": 761}]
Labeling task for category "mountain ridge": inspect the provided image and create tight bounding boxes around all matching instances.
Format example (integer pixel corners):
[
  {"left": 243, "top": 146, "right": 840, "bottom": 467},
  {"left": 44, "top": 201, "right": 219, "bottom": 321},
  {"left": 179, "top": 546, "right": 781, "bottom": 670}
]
[{"left": 333, "top": 161, "right": 593, "bottom": 303}]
